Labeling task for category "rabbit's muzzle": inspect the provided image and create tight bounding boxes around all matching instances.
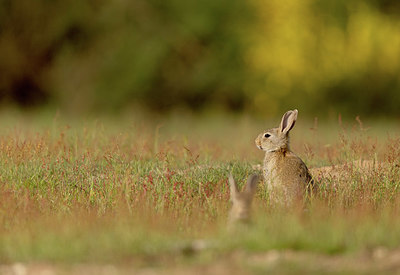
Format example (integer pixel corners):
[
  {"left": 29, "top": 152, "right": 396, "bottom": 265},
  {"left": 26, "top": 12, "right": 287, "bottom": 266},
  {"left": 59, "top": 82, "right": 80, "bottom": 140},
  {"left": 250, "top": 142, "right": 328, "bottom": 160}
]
[{"left": 255, "top": 138, "right": 263, "bottom": 150}]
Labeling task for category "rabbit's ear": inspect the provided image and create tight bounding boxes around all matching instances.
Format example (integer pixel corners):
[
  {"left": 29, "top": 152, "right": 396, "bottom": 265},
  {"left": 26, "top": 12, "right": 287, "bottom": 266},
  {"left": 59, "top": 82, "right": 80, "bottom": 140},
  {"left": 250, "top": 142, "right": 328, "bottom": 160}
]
[
  {"left": 244, "top": 174, "right": 259, "bottom": 196},
  {"left": 229, "top": 173, "right": 239, "bottom": 201},
  {"left": 279, "top": 109, "right": 298, "bottom": 134}
]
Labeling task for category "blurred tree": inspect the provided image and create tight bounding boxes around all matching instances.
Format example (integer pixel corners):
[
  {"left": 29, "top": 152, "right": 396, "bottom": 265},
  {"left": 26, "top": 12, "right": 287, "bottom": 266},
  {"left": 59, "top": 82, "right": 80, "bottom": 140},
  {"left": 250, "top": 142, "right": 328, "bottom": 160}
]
[
  {"left": 0, "top": 0, "right": 251, "bottom": 112},
  {"left": 0, "top": 0, "right": 97, "bottom": 107},
  {"left": 245, "top": 0, "right": 400, "bottom": 117},
  {"left": 91, "top": 0, "right": 252, "bottom": 112},
  {"left": 0, "top": 0, "right": 400, "bottom": 117}
]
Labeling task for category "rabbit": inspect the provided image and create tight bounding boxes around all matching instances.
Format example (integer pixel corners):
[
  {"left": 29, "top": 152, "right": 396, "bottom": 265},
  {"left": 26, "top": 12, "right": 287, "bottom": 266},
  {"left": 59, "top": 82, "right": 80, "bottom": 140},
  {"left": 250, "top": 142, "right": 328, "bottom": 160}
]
[
  {"left": 228, "top": 173, "right": 259, "bottom": 225},
  {"left": 255, "top": 109, "right": 313, "bottom": 206}
]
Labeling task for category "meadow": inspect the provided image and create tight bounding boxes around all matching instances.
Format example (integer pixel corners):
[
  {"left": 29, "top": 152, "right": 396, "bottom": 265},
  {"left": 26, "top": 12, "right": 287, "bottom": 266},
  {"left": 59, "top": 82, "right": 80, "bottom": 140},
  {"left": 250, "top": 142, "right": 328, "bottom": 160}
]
[{"left": 1, "top": 110, "right": 400, "bottom": 274}]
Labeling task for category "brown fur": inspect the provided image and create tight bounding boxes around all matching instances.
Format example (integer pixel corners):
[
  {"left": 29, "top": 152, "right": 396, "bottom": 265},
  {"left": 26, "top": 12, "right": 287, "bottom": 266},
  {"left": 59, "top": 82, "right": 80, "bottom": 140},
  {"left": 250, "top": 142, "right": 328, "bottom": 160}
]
[
  {"left": 228, "top": 174, "right": 259, "bottom": 225},
  {"left": 255, "top": 110, "right": 313, "bottom": 206}
]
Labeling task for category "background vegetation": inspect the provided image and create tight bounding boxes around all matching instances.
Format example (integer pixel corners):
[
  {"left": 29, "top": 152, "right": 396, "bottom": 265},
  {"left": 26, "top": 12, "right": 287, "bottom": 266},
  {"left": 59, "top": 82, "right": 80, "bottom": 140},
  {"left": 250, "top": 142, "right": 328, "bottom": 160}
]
[
  {"left": 1, "top": 0, "right": 400, "bottom": 116},
  {"left": 1, "top": 1, "right": 400, "bottom": 273},
  {"left": 0, "top": 113, "right": 400, "bottom": 273}
]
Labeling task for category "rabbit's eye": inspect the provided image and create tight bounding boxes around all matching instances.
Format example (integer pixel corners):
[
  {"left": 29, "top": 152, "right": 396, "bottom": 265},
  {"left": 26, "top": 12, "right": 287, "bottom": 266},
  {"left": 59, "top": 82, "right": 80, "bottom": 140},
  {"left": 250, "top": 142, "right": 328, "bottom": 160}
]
[{"left": 264, "top": 133, "right": 271, "bottom": 138}]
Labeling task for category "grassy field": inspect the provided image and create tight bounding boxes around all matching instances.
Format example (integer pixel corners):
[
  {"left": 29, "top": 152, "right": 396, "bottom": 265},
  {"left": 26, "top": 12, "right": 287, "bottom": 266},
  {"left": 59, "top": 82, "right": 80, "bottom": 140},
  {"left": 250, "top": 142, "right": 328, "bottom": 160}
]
[{"left": 0, "top": 110, "right": 400, "bottom": 274}]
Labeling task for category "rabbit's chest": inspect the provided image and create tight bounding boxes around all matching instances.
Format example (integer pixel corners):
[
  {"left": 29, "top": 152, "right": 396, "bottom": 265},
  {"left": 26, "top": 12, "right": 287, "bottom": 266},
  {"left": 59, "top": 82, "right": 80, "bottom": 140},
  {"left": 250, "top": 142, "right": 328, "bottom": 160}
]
[
  {"left": 263, "top": 156, "right": 302, "bottom": 189},
  {"left": 263, "top": 158, "right": 281, "bottom": 187}
]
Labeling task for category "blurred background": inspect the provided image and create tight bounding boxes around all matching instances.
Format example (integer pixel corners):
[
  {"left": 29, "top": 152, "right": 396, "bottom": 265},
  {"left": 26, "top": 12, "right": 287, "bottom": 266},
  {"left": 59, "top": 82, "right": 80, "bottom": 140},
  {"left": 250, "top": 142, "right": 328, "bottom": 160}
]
[{"left": 1, "top": 0, "right": 400, "bottom": 118}]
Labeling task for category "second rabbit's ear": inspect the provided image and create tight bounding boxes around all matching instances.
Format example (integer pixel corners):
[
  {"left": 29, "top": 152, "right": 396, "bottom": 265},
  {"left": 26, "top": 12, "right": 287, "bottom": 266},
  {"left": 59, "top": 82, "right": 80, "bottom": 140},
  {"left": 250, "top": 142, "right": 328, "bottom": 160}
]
[
  {"left": 279, "top": 109, "right": 298, "bottom": 134},
  {"left": 244, "top": 174, "right": 259, "bottom": 196},
  {"left": 229, "top": 173, "right": 239, "bottom": 201}
]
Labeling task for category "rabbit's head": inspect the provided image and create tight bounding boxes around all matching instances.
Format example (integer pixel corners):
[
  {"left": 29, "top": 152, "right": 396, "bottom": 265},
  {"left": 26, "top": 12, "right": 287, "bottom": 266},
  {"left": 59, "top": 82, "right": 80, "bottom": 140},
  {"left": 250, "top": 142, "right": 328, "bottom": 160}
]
[
  {"left": 228, "top": 174, "right": 259, "bottom": 224},
  {"left": 255, "top": 109, "right": 298, "bottom": 153}
]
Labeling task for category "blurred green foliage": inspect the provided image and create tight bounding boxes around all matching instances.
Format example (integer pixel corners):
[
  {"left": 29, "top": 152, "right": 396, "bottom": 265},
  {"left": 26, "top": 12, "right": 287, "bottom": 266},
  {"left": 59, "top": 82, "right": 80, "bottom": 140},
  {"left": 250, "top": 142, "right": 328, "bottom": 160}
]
[
  {"left": 0, "top": 0, "right": 400, "bottom": 116},
  {"left": 246, "top": 0, "right": 400, "bottom": 117}
]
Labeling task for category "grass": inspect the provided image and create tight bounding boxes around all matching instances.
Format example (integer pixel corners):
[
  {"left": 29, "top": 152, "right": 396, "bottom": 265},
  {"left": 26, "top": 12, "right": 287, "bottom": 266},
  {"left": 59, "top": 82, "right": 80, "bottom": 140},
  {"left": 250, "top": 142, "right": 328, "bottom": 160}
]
[{"left": 0, "top": 109, "right": 400, "bottom": 273}]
